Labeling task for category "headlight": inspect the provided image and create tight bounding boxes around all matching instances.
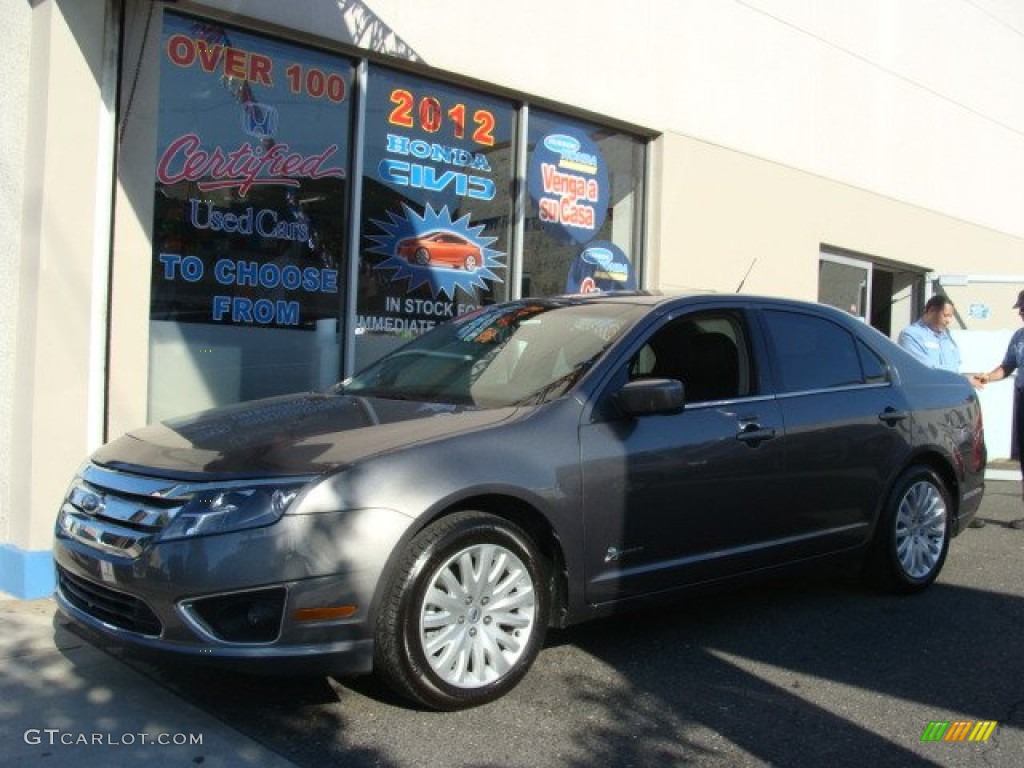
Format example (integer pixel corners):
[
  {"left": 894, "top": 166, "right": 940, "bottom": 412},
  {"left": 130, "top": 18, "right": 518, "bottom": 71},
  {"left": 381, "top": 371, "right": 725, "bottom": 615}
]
[{"left": 159, "top": 484, "right": 304, "bottom": 541}]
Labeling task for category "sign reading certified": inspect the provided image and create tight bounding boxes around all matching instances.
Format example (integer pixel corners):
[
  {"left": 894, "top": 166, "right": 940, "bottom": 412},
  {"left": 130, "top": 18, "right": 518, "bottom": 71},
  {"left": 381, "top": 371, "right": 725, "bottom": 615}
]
[
  {"left": 151, "top": 13, "right": 353, "bottom": 329},
  {"left": 528, "top": 129, "right": 609, "bottom": 244}
]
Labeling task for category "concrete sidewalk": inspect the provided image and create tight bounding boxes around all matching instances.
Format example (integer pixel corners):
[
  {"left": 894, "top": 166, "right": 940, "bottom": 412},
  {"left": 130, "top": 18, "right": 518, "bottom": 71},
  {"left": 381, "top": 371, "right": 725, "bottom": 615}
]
[
  {"left": 986, "top": 459, "right": 1021, "bottom": 482},
  {"left": 0, "top": 598, "right": 299, "bottom": 767}
]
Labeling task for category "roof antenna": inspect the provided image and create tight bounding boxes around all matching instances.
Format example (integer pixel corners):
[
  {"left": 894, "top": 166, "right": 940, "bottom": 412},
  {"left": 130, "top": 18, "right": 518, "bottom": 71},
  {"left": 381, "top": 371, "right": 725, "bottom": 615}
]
[{"left": 736, "top": 258, "right": 757, "bottom": 292}]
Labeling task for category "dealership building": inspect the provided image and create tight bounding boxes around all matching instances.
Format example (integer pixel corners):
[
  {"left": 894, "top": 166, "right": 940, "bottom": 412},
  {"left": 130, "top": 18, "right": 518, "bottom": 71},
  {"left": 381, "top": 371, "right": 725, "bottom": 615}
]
[{"left": 3, "top": 0, "right": 1023, "bottom": 598}]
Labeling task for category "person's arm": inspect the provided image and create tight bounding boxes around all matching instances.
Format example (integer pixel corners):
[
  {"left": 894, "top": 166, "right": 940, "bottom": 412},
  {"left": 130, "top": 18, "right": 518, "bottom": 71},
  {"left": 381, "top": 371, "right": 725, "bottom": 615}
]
[{"left": 976, "top": 364, "right": 1012, "bottom": 386}]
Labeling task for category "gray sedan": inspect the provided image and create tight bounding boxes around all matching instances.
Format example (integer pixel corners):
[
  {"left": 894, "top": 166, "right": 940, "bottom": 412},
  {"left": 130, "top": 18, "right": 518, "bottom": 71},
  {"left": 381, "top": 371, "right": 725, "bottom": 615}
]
[{"left": 53, "top": 293, "right": 986, "bottom": 709}]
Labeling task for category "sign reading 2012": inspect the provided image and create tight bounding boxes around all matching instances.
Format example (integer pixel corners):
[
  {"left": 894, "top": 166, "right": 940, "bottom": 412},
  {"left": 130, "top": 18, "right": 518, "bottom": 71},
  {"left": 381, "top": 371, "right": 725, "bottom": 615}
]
[
  {"left": 380, "top": 88, "right": 498, "bottom": 201},
  {"left": 388, "top": 89, "right": 496, "bottom": 146}
]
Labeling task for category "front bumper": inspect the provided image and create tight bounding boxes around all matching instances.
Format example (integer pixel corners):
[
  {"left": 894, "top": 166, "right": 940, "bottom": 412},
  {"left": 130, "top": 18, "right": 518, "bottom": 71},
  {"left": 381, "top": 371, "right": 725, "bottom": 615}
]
[{"left": 53, "top": 503, "right": 413, "bottom": 677}]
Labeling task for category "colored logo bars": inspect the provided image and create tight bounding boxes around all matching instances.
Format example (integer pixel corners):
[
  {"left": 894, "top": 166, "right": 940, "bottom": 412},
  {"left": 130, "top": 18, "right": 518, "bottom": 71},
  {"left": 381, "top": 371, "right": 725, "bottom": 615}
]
[{"left": 921, "top": 721, "right": 997, "bottom": 742}]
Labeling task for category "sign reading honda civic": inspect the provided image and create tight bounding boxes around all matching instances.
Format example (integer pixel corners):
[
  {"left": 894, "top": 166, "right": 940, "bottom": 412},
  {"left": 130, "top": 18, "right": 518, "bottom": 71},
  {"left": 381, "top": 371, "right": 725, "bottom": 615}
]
[
  {"left": 151, "top": 12, "right": 353, "bottom": 328},
  {"left": 356, "top": 67, "right": 513, "bottom": 337}
]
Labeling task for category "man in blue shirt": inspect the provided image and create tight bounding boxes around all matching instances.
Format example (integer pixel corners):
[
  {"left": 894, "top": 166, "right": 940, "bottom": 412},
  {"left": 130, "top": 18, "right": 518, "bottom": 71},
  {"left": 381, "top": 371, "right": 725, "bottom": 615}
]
[
  {"left": 975, "top": 289, "right": 1024, "bottom": 530},
  {"left": 900, "top": 295, "right": 990, "bottom": 528},
  {"left": 898, "top": 295, "right": 962, "bottom": 372}
]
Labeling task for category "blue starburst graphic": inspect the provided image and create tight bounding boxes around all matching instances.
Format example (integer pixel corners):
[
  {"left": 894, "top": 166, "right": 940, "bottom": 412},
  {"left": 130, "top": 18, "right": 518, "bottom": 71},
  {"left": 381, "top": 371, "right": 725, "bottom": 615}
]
[{"left": 365, "top": 203, "right": 505, "bottom": 299}]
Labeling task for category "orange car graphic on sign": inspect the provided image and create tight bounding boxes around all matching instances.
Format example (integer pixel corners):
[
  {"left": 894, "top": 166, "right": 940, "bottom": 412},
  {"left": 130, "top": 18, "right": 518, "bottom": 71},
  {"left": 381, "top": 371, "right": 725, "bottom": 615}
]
[{"left": 396, "top": 231, "right": 482, "bottom": 271}]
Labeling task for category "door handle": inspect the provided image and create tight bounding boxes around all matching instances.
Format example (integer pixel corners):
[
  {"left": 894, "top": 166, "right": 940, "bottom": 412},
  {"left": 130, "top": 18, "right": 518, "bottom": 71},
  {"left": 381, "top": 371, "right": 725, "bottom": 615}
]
[
  {"left": 878, "top": 407, "right": 908, "bottom": 426},
  {"left": 737, "top": 421, "right": 776, "bottom": 445}
]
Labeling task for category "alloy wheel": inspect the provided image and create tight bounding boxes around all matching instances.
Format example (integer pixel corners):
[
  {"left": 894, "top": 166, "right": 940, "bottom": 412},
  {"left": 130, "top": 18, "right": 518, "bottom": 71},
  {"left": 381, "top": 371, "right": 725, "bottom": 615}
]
[
  {"left": 894, "top": 480, "right": 947, "bottom": 579},
  {"left": 417, "top": 542, "right": 537, "bottom": 689}
]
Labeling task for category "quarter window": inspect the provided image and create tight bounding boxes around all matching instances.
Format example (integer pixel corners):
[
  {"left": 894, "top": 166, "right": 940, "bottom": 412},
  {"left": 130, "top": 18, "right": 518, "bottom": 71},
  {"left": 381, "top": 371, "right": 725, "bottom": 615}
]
[{"left": 857, "top": 339, "right": 889, "bottom": 384}]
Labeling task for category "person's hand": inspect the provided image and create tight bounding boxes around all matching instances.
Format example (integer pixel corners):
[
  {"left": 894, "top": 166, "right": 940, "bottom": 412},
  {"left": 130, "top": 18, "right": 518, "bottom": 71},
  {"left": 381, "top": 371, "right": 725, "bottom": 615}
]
[{"left": 969, "top": 374, "right": 987, "bottom": 389}]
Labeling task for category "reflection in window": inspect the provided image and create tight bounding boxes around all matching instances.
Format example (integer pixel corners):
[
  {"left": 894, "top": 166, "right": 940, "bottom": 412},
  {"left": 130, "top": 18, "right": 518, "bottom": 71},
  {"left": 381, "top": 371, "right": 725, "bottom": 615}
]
[{"left": 342, "top": 301, "right": 645, "bottom": 407}]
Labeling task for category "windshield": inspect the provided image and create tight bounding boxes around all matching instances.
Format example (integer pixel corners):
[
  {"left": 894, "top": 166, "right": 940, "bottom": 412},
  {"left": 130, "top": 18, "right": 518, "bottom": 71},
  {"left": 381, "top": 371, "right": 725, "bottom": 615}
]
[{"left": 340, "top": 300, "right": 644, "bottom": 407}]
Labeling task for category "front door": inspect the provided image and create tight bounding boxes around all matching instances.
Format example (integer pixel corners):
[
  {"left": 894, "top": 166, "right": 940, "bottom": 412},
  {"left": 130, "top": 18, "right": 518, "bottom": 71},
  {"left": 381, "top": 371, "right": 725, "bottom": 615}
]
[{"left": 579, "top": 309, "right": 786, "bottom": 604}]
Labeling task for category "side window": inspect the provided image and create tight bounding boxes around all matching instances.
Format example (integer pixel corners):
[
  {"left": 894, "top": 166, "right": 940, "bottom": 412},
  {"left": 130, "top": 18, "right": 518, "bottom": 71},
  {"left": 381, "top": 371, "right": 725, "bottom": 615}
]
[
  {"left": 629, "top": 313, "right": 753, "bottom": 402},
  {"left": 762, "top": 310, "right": 866, "bottom": 393}
]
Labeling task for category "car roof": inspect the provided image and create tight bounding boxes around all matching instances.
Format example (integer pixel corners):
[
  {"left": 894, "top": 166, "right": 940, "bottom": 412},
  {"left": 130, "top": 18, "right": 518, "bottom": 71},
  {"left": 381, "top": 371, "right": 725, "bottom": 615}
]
[{"left": 554, "top": 290, "right": 853, "bottom": 317}]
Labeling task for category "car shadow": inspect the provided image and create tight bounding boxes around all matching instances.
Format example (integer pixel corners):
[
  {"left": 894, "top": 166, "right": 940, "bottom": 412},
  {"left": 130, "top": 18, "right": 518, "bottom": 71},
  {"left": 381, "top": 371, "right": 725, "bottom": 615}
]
[{"left": 536, "top": 569, "right": 1020, "bottom": 767}]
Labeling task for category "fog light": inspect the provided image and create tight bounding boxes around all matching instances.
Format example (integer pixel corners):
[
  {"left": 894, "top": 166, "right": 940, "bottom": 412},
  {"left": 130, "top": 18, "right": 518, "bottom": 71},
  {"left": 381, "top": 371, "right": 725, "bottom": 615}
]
[{"left": 186, "top": 588, "right": 286, "bottom": 643}]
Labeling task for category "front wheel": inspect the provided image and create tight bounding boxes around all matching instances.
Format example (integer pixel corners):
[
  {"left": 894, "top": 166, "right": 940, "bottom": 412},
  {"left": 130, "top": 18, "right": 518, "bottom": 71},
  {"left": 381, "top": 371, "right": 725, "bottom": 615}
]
[
  {"left": 864, "top": 467, "right": 951, "bottom": 593},
  {"left": 374, "top": 511, "right": 549, "bottom": 710}
]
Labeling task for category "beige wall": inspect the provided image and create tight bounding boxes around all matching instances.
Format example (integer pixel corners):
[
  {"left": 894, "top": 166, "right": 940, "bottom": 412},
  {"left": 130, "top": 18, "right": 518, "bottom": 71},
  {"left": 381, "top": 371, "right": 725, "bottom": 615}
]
[
  {"left": 651, "top": 132, "right": 1024, "bottom": 303},
  {"left": 0, "top": 0, "right": 32, "bottom": 551},
  {"left": 8, "top": 0, "right": 109, "bottom": 553}
]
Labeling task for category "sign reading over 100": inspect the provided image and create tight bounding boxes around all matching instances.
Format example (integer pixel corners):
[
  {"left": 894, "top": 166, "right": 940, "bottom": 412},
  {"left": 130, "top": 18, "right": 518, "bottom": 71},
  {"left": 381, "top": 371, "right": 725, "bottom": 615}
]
[
  {"left": 388, "top": 88, "right": 495, "bottom": 146},
  {"left": 165, "top": 34, "right": 347, "bottom": 103}
]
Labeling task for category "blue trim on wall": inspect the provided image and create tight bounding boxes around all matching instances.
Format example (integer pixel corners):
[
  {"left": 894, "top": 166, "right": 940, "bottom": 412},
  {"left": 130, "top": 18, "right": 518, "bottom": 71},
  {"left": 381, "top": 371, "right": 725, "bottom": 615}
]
[{"left": 0, "top": 545, "right": 55, "bottom": 599}]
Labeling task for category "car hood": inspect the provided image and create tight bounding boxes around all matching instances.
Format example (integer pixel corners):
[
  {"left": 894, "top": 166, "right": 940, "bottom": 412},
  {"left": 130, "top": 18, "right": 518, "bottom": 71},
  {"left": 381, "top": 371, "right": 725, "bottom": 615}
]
[{"left": 90, "top": 393, "right": 519, "bottom": 481}]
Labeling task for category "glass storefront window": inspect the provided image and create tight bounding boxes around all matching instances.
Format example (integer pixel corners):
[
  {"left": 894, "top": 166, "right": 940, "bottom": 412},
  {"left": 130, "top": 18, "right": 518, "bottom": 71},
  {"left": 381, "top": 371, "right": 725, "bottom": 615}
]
[
  {"left": 150, "top": 12, "right": 354, "bottom": 421},
  {"left": 523, "top": 111, "right": 646, "bottom": 297},
  {"left": 143, "top": 12, "right": 647, "bottom": 422},
  {"left": 354, "top": 66, "right": 516, "bottom": 370}
]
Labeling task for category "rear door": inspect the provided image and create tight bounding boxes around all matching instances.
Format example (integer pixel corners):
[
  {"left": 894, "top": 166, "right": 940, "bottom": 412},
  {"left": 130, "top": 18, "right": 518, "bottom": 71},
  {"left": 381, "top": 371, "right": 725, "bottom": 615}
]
[{"left": 755, "top": 307, "right": 913, "bottom": 550}]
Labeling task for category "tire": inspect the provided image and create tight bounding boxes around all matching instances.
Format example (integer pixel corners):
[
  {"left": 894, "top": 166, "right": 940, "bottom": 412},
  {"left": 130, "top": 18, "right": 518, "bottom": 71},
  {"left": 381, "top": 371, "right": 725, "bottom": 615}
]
[
  {"left": 463, "top": 253, "right": 478, "bottom": 271},
  {"left": 414, "top": 247, "right": 430, "bottom": 266},
  {"left": 864, "top": 467, "right": 951, "bottom": 594},
  {"left": 374, "top": 511, "right": 549, "bottom": 710}
]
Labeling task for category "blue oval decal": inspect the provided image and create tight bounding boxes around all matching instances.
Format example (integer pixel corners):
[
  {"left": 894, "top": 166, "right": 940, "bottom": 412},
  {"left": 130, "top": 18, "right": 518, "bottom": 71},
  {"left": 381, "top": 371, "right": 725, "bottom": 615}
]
[
  {"left": 543, "top": 134, "right": 581, "bottom": 155},
  {"left": 580, "top": 247, "right": 614, "bottom": 267}
]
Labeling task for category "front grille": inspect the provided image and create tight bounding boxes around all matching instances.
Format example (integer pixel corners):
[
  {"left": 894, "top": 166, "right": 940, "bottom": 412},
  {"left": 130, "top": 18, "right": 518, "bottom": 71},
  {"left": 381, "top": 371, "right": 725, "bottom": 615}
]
[{"left": 57, "top": 566, "right": 162, "bottom": 637}]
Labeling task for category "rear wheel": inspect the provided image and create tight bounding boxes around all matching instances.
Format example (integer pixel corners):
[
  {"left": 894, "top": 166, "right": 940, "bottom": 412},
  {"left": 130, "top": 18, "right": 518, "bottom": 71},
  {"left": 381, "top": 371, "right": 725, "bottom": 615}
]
[
  {"left": 864, "top": 467, "right": 951, "bottom": 593},
  {"left": 374, "top": 511, "right": 549, "bottom": 710}
]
